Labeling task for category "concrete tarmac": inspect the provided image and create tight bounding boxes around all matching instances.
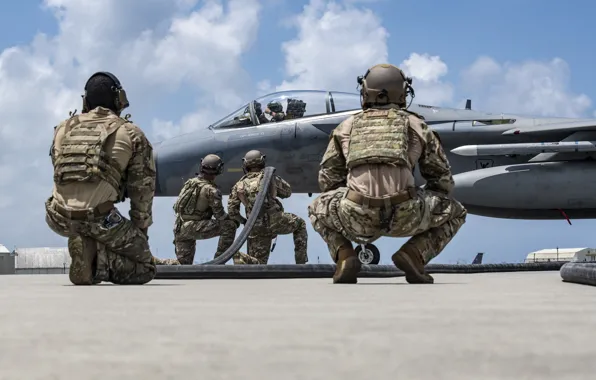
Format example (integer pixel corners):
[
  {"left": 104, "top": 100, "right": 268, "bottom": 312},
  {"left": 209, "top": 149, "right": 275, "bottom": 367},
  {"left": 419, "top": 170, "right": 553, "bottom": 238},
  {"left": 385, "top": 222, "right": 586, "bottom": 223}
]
[{"left": 1, "top": 271, "right": 595, "bottom": 380}]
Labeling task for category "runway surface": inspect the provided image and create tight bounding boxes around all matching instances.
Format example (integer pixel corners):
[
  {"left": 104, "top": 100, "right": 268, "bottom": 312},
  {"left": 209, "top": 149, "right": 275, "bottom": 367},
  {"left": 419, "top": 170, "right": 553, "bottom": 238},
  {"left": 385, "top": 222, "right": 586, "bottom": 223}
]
[{"left": 1, "top": 272, "right": 595, "bottom": 380}]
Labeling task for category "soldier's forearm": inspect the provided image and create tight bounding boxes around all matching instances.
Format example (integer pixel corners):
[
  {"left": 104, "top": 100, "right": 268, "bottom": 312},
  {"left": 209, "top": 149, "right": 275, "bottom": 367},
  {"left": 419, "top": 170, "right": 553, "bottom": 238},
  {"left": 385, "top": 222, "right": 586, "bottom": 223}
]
[
  {"left": 318, "top": 169, "right": 346, "bottom": 192},
  {"left": 129, "top": 196, "right": 154, "bottom": 229},
  {"left": 228, "top": 207, "right": 241, "bottom": 220},
  {"left": 212, "top": 206, "right": 228, "bottom": 220},
  {"left": 425, "top": 178, "right": 454, "bottom": 195}
]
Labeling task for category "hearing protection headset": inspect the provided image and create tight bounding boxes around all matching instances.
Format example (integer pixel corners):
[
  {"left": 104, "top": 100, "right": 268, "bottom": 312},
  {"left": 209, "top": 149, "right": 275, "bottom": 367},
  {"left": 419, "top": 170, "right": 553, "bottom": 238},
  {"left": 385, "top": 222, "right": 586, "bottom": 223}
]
[{"left": 82, "top": 71, "right": 130, "bottom": 113}]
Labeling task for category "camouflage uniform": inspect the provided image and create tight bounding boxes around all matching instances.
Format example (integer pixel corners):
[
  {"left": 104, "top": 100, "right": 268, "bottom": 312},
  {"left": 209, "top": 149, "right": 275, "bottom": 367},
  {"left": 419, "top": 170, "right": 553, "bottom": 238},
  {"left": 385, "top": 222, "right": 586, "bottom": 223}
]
[
  {"left": 173, "top": 175, "right": 239, "bottom": 264},
  {"left": 45, "top": 103, "right": 157, "bottom": 285},
  {"left": 232, "top": 251, "right": 261, "bottom": 265},
  {"left": 228, "top": 163, "right": 308, "bottom": 264},
  {"left": 308, "top": 63, "right": 467, "bottom": 284}
]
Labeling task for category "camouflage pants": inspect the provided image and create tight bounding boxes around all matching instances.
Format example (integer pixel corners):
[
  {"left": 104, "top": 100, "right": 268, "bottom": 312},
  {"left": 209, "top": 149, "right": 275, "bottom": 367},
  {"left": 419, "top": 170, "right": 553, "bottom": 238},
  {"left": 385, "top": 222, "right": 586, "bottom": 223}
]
[
  {"left": 244, "top": 212, "right": 309, "bottom": 264},
  {"left": 44, "top": 197, "right": 156, "bottom": 285},
  {"left": 173, "top": 218, "right": 237, "bottom": 264},
  {"left": 308, "top": 187, "right": 467, "bottom": 263}
]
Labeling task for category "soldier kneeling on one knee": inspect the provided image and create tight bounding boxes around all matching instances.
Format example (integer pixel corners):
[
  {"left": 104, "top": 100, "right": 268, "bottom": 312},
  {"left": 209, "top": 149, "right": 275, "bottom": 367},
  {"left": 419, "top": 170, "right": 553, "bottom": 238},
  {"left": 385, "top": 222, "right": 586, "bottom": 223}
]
[
  {"left": 172, "top": 154, "right": 243, "bottom": 265},
  {"left": 45, "top": 71, "right": 160, "bottom": 285},
  {"left": 228, "top": 150, "right": 308, "bottom": 265}
]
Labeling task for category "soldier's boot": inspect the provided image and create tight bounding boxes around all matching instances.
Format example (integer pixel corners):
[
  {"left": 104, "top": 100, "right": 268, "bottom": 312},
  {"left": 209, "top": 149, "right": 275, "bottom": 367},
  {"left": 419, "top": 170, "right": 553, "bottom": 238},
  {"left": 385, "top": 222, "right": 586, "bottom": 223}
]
[
  {"left": 68, "top": 236, "right": 98, "bottom": 285},
  {"left": 391, "top": 246, "right": 434, "bottom": 284},
  {"left": 333, "top": 244, "right": 361, "bottom": 284},
  {"left": 153, "top": 257, "right": 180, "bottom": 265},
  {"left": 233, "top": 252, "right": 257, "bottom": 265}
]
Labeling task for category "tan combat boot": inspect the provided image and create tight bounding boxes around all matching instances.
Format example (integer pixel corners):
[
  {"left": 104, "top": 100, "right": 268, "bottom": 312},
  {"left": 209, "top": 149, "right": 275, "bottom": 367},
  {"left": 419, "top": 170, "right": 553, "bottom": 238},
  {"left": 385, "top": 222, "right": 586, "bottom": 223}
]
[
  {"left": 333, "top": 244, "right": 362, "bottom": 284},
  {"left": 233, "top": 251, "right": 260, "bottom": 265},
  {"left": 391, "top": 247, "right": 434, "bottom": 284},
  {"left": 68, "top": 236, "right": 98, "bottom": 285},
  {"left": 153, "top": 257, "right": 180, "bottom": 265}
]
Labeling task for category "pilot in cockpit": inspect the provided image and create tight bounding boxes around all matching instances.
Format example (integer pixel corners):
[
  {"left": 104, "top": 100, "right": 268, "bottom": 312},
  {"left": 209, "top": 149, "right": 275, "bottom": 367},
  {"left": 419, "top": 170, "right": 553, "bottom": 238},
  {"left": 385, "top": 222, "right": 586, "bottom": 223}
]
[
  {"left": 254, "top": 101, "right": 269, "bottom": 124},
  {"left": 263, "top": 101, "right": 285, "bottom": 122}
]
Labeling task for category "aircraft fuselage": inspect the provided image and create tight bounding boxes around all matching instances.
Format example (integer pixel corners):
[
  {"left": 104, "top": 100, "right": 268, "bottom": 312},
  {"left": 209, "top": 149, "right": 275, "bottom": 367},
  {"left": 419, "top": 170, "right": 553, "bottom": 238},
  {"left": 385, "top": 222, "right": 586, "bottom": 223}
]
[{"left": 154, "top": 90, "right": 596, "bottom": 220}]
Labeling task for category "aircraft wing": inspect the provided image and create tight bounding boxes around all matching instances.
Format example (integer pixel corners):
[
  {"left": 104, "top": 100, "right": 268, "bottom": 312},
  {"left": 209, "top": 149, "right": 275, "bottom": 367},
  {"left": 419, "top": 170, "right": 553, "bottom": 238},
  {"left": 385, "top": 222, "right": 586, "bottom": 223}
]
[{"left": 502, "top": 119, "right": 596, "bottom": 136}]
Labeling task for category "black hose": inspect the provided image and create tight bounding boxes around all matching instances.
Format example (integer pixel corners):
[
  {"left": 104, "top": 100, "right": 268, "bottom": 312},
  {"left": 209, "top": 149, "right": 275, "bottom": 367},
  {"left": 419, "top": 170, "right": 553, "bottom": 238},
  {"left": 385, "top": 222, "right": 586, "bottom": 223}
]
[
  {"left": 560, "top": 262, "right": 596, "bottom": 286},
  {"left": 200, "top": 166, "right": 276, "bottom": 265},
  {"left": 155, "top": 165, "right": 566, "bottom": 280},
  {"left": 156, "top": 261, "right": 564, "bottom": 280}
]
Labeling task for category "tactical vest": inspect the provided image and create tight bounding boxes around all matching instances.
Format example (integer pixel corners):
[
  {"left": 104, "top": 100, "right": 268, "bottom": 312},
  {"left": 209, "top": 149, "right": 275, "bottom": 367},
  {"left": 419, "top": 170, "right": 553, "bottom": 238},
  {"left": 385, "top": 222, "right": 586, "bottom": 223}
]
[
  {"left": 173, "top": 178, "right": 213, "bottom": 220},
  {"left": 345, "top": 108, "right": 412, "bottom": 170},
  {"left": 53, "top": 114, "right": 127, "bottom": 195}
]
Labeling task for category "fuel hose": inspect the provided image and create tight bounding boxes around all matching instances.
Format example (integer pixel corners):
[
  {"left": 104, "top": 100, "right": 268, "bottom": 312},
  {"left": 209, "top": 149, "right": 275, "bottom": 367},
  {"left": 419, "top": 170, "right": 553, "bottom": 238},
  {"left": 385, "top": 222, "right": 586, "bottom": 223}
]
[
  {"left": 155, "top": 166, "right": 567, "bottom": 280},
  {"left": 560, "top": 262, "right": 596, "bottom": 286}
]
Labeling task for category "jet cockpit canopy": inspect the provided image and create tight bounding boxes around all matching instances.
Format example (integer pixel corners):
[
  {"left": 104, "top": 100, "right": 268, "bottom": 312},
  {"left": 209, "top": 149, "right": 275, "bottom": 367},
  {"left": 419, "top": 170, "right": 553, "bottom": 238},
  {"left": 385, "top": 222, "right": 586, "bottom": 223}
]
[{"left": 209, "top": 90, "right": 361, "bottom": 129}]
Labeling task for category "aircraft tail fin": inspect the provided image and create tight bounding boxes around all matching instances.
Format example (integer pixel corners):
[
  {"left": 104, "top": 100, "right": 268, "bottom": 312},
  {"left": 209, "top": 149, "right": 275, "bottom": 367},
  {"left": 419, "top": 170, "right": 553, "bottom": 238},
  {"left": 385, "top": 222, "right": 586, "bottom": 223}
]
[
  {"left": 472, "top": 252, "right": 484, "bottom": 264},
  {"left": 465, "top": 99, "right": 472, "bottom": 110}
]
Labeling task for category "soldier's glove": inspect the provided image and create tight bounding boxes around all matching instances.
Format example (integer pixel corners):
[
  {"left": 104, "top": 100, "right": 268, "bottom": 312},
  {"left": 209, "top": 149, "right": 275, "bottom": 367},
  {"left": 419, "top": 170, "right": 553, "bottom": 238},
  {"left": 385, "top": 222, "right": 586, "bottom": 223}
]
[{"left": 240, "top": 216, "right": 247, "bottom": 225}]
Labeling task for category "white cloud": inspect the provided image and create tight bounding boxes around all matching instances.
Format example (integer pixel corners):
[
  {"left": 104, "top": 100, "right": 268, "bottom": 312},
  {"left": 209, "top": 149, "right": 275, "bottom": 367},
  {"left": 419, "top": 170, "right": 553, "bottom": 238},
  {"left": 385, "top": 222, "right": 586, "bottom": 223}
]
[
  {"left": 0, "top": 0, "right": 262, "bottom": 255},
  {"left": 461, "top": 56, "right": 592, "bottom": 117},
  {"left": 399, "top": 52, "right": 453, "bottom": 106},
  {"left": 276, "top": 0, "right": 389, "bottom": 92},
  {"left": 273, "top": 1, "right": 453, "bottom": 106}
]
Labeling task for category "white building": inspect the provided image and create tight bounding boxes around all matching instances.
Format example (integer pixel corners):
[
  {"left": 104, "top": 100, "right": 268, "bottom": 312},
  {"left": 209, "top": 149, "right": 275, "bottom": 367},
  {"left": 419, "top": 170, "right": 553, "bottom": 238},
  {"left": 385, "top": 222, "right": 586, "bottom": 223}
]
[
  {"left": 13, "top": 247, "right": 71, "bottom": 274},
  {"left": 524, "top": 248, "right": 596, "bottom": 263},
  {"left": 0, "top": 244, "right": 15, "bottom": 274}
]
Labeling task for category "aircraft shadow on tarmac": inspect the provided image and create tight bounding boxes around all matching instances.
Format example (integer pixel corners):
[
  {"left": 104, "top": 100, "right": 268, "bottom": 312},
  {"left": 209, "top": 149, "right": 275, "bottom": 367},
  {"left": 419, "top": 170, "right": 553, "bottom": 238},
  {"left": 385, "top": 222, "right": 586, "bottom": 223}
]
[
  {"left": 356, "top": 282, "right": 467, "bottom": 286},
  {"left": 61, "top": 283, "right": 183, "bottom": 287}
]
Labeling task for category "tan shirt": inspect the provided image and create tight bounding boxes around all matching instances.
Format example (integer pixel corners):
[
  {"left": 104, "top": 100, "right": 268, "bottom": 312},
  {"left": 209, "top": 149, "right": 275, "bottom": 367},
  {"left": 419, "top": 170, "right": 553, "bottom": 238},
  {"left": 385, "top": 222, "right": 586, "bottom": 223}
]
[{"left": 333, "top": 106, "right": 426, "bottom": 197}]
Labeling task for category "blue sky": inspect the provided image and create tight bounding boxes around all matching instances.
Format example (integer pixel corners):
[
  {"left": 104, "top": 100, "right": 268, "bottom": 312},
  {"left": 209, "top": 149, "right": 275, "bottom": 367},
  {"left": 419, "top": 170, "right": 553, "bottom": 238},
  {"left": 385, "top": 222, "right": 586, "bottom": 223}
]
[{"left": 1, "top": 0, "right": 595, "bottom": 265}]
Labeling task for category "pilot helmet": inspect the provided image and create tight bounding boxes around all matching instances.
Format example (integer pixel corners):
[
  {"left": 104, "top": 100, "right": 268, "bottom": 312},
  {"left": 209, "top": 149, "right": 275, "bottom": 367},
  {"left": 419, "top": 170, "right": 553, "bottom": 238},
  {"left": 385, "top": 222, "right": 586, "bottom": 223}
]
[{"left": 267, "top": 101, "right": 283, "bottom": 113}]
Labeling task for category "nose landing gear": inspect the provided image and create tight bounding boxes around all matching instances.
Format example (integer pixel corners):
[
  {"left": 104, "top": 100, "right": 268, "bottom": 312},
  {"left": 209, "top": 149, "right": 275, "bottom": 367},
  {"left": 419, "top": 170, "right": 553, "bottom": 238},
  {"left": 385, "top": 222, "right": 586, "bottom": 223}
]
[{"left": 355, "top": 243, "right": 380, "bottom": 265}]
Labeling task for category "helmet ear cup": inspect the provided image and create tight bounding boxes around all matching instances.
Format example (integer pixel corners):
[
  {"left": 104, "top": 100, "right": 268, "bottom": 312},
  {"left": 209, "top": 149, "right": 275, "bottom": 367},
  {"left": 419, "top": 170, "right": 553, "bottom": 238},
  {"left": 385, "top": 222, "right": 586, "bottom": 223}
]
[{"left": 115, "top": 87, "right": 129, "bottom": 111}]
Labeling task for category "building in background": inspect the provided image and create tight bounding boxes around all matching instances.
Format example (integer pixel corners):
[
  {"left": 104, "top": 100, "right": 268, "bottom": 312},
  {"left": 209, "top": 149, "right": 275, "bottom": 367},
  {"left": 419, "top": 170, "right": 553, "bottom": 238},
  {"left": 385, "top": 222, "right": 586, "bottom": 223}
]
[
  {"left": 524, "top": 248, "right": 596, "bottom": 263},
  {"left": 0, "top": 246, "right": 71, "bottom": 275},
  {"left": 0, "top": 244, "right": 15, "bottom": 274}
]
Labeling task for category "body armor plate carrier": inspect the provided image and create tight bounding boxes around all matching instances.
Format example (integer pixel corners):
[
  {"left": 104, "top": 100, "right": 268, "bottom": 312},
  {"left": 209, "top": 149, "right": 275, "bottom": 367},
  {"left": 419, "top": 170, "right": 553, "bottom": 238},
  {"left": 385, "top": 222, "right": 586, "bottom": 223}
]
[
  {"left": 346, "top": 108, "right": 412, "bottom": 170},
  {"left": 53, "top": 116, "right": 127, "bottom": 195}
]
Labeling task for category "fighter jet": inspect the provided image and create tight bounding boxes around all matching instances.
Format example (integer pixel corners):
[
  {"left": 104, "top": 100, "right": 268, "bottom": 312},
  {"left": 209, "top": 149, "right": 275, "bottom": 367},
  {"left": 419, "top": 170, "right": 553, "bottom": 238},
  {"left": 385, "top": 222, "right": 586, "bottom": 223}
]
[{"left": 154, "top": 89, "right": 596, "bottom": 227}]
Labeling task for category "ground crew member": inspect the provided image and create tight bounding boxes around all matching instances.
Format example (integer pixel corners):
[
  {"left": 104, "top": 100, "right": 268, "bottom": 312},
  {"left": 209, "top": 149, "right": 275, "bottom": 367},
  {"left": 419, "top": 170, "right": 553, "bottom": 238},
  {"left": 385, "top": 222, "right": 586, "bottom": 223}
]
[
  {"left": 228, "top": 150, "right": 308, "bottom": 264},
  {"left": 308, "top": 63, "right": 467, "bottom": 284},
  {"left": 172, "top": 154, "right": 249, "bottom": 264},
  {"left": 45, "top": 71, "right": 158, "bottom": 285}
]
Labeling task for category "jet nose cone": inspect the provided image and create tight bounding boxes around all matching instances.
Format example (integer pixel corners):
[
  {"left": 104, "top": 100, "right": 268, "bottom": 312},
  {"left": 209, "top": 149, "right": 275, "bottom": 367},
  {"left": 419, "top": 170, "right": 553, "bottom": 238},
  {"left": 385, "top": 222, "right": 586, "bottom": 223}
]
[{"left": 154, "top": 131, "right": 216, "bottom": 196}]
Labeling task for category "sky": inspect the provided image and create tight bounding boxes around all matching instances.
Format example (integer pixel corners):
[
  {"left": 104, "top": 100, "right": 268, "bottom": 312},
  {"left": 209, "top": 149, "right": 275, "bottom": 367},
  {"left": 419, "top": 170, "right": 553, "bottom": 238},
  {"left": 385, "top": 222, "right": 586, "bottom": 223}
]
[{"left": 1, "top": 0, "right": 596, "bottom": 265}]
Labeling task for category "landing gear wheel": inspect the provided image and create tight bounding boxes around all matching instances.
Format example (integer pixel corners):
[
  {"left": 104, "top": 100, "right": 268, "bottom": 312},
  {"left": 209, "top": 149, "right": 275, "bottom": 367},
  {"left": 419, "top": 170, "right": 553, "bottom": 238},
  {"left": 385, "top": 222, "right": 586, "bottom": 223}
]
[{"left": 355, "top": 244, "right": 380, "bottom": 265}]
